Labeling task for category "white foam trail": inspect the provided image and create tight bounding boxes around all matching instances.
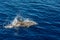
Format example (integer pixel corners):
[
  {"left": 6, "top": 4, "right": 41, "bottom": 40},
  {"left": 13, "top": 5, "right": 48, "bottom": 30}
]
[{"left": 5, "top": 16, "right": 37, "bottom": 28}]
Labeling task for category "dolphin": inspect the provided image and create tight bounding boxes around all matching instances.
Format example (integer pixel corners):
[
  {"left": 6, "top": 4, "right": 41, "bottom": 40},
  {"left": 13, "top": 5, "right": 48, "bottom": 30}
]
[{"left": 5, "top": 16, "right": 37, "bottom": 28}]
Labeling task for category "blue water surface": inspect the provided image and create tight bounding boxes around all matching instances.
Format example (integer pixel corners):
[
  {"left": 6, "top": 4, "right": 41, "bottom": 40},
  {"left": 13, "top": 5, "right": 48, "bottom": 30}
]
[{"left": 0, "top": 0, "right": 60, "bottom": 40}]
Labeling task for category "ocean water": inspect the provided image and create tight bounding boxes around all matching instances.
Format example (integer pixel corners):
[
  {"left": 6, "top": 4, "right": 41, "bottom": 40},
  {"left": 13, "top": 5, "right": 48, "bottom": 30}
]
[{"left": 0, "top": 0, "right": 60, "bottom": 40}]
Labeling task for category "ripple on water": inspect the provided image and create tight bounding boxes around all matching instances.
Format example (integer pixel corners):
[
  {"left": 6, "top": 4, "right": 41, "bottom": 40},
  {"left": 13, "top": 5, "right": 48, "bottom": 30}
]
[{"left": 0, "top": 0, "right": 60, "bottom": 40}]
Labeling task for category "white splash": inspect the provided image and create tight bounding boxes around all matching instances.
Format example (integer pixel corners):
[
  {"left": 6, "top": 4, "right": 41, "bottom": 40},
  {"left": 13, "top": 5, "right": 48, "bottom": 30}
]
[{"left": 5, "top": 16, "right": 37, "bottom": 28}]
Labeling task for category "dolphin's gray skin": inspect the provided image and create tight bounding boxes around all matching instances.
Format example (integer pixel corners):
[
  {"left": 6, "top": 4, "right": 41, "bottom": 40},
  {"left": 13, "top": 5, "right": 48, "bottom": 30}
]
[{"left": 5, "top": 16, "right": 37, "bottom": 28}]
